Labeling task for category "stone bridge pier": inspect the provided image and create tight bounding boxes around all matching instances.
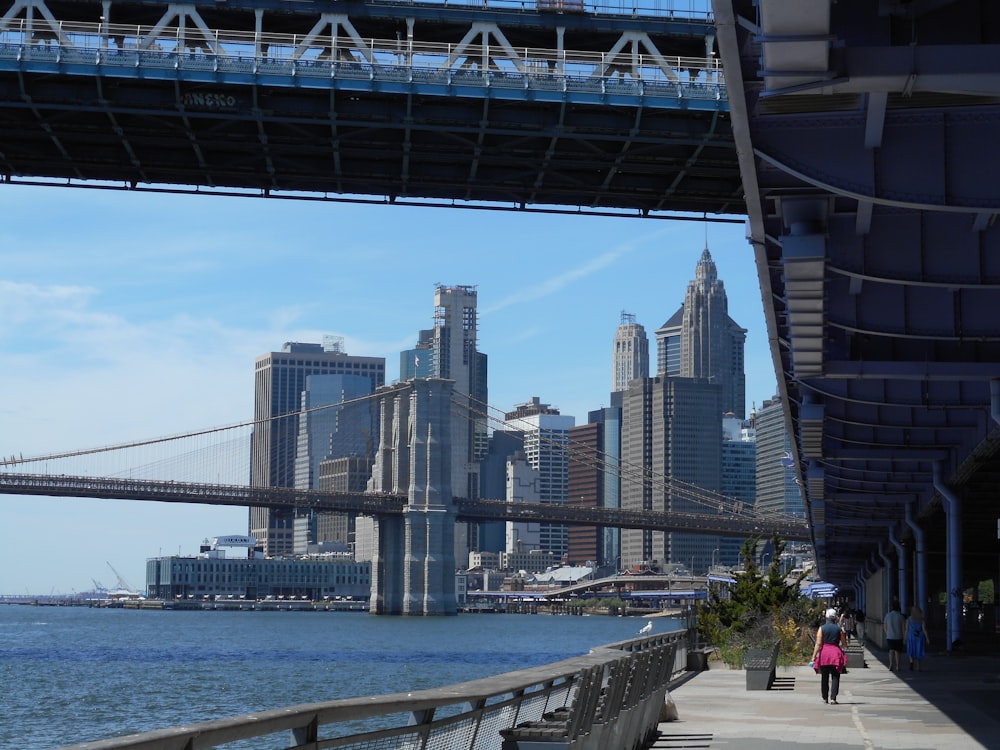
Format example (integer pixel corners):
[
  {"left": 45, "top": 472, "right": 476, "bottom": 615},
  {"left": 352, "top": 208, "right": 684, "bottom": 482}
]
[{"left": 367, "top": 378, "right": 457, "bottom": 615}]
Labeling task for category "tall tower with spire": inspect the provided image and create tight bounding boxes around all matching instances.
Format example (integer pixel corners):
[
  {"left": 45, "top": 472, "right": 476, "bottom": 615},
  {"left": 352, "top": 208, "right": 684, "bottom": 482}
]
[
  {"left": 620, "top": 245, "right": 749, "bottom": 575},
  {"left": 612, "top": 311, "right": 650, "bottom": 393},
  {"left": 655, "top": 245, "right": 747, "bottom": 418}
]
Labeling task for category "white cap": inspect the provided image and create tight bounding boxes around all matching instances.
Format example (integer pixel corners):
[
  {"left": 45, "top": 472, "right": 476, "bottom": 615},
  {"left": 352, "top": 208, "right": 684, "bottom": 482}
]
[{"left": 826, "top": 608, "right": 838, "bottom": 619}]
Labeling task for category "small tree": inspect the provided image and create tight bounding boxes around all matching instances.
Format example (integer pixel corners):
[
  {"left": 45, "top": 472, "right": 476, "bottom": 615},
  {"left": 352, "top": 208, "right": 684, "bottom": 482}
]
[{"left": 697, "top": 534, "right": 820, "bottom": 666}]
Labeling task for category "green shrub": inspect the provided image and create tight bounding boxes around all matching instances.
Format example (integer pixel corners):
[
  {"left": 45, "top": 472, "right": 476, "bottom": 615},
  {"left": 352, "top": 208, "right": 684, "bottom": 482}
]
[{"left": 697, "top": 535, "right": 821, "bottom": 667}]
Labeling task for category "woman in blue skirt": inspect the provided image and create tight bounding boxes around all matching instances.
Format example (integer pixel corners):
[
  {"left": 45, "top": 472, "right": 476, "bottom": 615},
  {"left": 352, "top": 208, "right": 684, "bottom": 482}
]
[{"left": 905, "top": 605, "right": 929, "bottom": 671}]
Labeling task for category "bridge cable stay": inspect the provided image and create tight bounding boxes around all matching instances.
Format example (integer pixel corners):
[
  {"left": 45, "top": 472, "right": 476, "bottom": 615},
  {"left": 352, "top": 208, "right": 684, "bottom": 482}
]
[
  {"left": 449, "top": 395, "right": 750, "bottom": 518},
  {"left": 451, "top": 390, "right": 802, "bottom": 525},
  {"left": 1, "top": 384, "right": 802, "bottom": 526}
]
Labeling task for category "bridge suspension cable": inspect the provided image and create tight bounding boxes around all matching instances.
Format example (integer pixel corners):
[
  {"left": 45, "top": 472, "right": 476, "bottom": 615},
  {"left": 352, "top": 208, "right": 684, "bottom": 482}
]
[
  {"left": 454, "top": 392, "right": 801, "bottom": 525},
  {"left": 2, "top": 382, "right": 802, "bottom": 527}
]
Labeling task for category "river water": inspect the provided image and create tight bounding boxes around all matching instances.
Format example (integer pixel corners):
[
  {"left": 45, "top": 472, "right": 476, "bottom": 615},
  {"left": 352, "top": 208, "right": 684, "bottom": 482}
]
[{"left": 0, "top": 604, "right": 682, "bottom": 749}]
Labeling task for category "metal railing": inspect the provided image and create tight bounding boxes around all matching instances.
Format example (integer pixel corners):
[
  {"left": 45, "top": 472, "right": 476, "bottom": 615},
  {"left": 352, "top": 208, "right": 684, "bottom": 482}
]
[
  {"left": 0, "top": 20, "right": 725, "bottom": 105},
  {"left": 59, "top": 631, "right": 687, "bottom": 750},
  {"left": 365, "top": 0, "right": 714, "bottom": 19}
]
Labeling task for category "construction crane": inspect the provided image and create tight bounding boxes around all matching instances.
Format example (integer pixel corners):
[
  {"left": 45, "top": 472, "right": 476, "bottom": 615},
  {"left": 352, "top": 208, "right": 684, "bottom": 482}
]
[{"left": 106, "top": 562, "right": 136, "bottom": 595}]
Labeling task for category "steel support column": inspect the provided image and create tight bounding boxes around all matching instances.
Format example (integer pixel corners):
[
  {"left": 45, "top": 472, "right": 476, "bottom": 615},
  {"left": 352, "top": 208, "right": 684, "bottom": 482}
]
[
  {"left": 878, "top": 541, "right": 895, "bottom": 607},
  {"left": 888, "top": 523, "right": 909, "bottom": 614},
  {"left": 905, "top": 502, "right": 928, "bottom": 613},
  {"left": 934, "top": 463, "right": 963, "bottom": 652}
]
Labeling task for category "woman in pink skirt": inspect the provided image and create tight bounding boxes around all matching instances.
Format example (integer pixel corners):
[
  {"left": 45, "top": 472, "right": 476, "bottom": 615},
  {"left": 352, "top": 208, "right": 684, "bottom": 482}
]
[{"left": 811, "top": 608, "right": 848, "bottom": 704}]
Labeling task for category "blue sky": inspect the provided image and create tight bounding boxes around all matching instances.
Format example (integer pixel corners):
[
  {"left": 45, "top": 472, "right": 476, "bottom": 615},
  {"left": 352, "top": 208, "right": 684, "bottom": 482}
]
[{"left": 0, "top": 185, "right": 775, "bottom": 595}]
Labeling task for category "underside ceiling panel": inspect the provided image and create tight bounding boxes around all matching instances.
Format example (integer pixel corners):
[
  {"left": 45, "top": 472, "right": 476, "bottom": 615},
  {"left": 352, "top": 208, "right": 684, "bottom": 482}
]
[{"left": 717, "top": 0, "right": 1000, "bottom": 590}]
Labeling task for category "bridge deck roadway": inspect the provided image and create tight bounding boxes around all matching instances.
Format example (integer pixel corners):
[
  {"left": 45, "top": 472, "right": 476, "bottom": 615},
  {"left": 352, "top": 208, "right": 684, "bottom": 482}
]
[
  {"left": 658, "top": 641, "right": 1000, "bottom": 750},
  {"left": 0, "top": 472, "right": 811, "bottom": 540},
  {"left": 0, "top": 0, "right": 742, "bottom": 216}
]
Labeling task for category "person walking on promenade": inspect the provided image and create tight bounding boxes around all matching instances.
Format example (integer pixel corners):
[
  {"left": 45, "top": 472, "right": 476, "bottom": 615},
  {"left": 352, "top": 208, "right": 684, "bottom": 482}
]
[
  {"left": 839, "top": 608, "right": 856, "bottom": 642},
  {"left": 855, "top": 608, "right": 866, "bottom": 644},
  {"left": 811, "top": 607, "right": 848, "bottom": 704},
  {"left": 883, "top": 600, "right": 906, "bottom": 671},
  {"left": 906, "top": 605, "right": 930, "bottom": 671}
]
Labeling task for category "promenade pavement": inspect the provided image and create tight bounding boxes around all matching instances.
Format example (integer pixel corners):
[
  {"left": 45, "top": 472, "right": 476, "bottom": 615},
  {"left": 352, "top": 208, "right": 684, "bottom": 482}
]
[{"left": 655, "top": 642, "right": 1000, "bottom": 749}]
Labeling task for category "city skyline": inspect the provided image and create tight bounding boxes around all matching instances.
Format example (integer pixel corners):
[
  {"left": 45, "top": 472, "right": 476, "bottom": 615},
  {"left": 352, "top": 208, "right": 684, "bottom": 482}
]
[{"left": 0, "top": 185, "right": 775, "bottom": 594}]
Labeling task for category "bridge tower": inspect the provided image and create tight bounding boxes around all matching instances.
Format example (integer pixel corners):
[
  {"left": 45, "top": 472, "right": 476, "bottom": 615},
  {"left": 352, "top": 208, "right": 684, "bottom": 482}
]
[{"left": 367, "top": 379, "right": 457, "bottom": 615}]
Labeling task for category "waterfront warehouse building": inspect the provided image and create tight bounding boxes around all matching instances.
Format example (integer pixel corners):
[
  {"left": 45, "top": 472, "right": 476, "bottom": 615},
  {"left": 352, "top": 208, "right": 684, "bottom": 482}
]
[{"left": 146, "top": 552, "right": 372, "bottom": 601}]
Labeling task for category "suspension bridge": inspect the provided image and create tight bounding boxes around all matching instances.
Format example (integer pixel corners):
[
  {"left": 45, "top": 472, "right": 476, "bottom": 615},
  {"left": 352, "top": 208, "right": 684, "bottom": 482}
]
[
  {"left": 0, "top": 379, "right": 808, "bottom": 613},
  {"left": 0, "top": 381, "right": 808, "bottom": 539}
]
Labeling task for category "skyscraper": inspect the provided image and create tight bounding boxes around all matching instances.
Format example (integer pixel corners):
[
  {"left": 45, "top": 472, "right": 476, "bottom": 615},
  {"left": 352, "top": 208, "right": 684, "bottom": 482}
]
[
  {"left": 567, "top": 407, "right": 621, "bottom": 569},
  {"left": 250, "top": 340, "right": 385, "bottom": 556},
  {"left": 567, "top": 421, "right": 602, "bottom": 566},
  {"left": 505, "top": 451, "right": 542, "bottom": 557},
  {"left": 293, "top": 373, "right": 375, "bottom": 491},
  {"left": 619, "top": 246, "right": 749, "bottom": 574},
  {"left": 478, "top": 429, "right": 525, "bottom": 553},
  {"left": 754, "top": 395, "right": 805, "bottom": 519},
  {"left": 400, "top": 284, "right": 488, "bottom": 501},
  {"left": 504, "top": 397, "right": 575, "bottom": 561},
  {"left": 620, "top": 376, "right": 723, "bottom": 572},
  {"left": 655, "top": 246, "right": 747, "bottom": 418},
  {"left": 290, "top": 373, "right": 377, "bottom": 554},
  {"left": 612, "top": 311, "right": 649, "bottom": 393},
  {"left": 721, "top": 413, "right": 756, "bottom": 569}
]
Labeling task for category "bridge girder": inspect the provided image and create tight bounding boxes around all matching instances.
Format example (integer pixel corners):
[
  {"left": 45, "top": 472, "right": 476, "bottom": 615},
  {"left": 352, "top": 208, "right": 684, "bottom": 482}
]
[
  {"left": 0, "top": 472, "right": 811, "bottom": 541},
  {"left": 0, "top": 0, "right": 743, "bottom": 215}
]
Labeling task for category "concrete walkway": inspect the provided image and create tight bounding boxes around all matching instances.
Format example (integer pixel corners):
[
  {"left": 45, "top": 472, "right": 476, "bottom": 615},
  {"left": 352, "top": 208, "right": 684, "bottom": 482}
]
[{"left": 656, "top": 644, "right": 1000, "bottom": 749}]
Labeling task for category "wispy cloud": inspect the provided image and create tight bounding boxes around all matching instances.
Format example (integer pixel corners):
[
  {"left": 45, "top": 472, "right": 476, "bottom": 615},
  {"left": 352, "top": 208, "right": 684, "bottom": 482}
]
[
  {"left": 0, "top": 280, "right": 98, "bottom": 330},
  {"left": 480, "top": 227, "right": 673, "bottom": 315}
]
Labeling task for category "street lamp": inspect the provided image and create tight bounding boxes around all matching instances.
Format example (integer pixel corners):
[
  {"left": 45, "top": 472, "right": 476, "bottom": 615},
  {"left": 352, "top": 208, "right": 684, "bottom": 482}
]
[{"left": 711, "top": 548, "right": 720, "bottom": 571}]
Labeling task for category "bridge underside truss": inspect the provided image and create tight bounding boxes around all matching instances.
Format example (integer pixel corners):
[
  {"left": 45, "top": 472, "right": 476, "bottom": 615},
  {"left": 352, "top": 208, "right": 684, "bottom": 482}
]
[
  {"left": 0, "top": 0, "right": 744, "bottom": 215},
  {"left": 0, "top": 75, "right": 739, "bottom": 213},
  {"left": 718, "top": 0, "right": 1000, "bottom": 592}
]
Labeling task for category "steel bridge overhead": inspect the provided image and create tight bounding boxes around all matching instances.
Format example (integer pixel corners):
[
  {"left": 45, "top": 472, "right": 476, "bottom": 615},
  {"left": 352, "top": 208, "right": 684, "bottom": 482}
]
[
  {"left": 0, "top": 0, "right": 742, "bottom": 215},
  {"left": 716, "top": 0, "right": 1000, "bottom": 599}
]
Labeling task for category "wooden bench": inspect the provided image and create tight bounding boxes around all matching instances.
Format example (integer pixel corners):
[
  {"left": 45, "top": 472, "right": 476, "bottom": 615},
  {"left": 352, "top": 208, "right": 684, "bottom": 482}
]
[{"left": 743, "top": 642, "right": 780, "bottom": 691}]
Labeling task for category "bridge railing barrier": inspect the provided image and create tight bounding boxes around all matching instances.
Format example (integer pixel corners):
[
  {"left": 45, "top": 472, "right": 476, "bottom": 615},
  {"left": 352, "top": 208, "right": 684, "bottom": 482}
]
[
  {"left": 0, "top": 20, "right": 726, "bottom": 105},
  {"left": 57, "top": 630, "right": 688, "bottom": 750},
  {"left": 342, "top": 0, "right": 714, "bottom": 20}
]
